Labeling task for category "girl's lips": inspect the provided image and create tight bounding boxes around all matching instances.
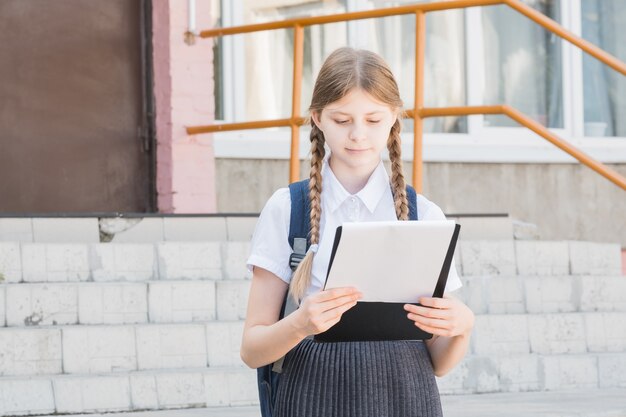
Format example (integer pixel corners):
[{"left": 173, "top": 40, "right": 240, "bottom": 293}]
[{"left": 346, "top": 148, "right": 370, "bottom": 152}]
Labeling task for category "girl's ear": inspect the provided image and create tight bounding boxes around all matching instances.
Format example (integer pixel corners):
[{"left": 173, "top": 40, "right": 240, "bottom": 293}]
[{"left": 311, "top": 111, "right": 322, "bottom": 130}]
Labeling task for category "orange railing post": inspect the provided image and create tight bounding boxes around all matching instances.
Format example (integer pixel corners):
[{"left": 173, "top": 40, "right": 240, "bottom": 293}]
[
  {"left": 189, "top": 0, "right": 626, "bottom": 193},
  {"left": 290, "top": 25, "right": 305, "bottom": 183},
  {"left": 413, "top": 10, "right": 426, "bottom": 193}
]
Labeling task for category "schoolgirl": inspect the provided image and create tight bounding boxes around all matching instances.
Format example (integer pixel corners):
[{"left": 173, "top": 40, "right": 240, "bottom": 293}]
[{"left": 242, "top": 47, "right": 475, "bottom": 417}]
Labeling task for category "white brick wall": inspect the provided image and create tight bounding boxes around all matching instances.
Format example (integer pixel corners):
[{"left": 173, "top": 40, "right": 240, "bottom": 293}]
[
  {"left": 62, "top": 326, "right": 136, "bottom": 374},
  {"left": 484, "top": 277, "right": 525, "bottom": 314},
  {"left": 216, "top": 281, "right": 250, "bottom": 320},
  {"left": 153, "top": 372, "right": 206, "bottom": 408},
  {"left": 222, "top": 242, "right": 252, "bottom": 280},
  {"left": 471, "top": 315, "right": 530, "bottom": 355},
  {"left": 496, "top": 355, "right": 542, "bottom": 392},
  {"left": 0, "top": 243, "right": 21, "bottom": 283},
  {"left": 54, "top": 375, "right": 131, "bottom": 413},
  {"left": 585, "top": 312, "right": 626, "bottom": 352},
  {"left": 78, "top": 283, "right": 147, "bottom": 324},
  {"left": 0, "top": 329, "right": 62, "bottom": 376},
  {"left": 0, "top": 287, "right": 5, "bottom": 327},
  {"left": 516, "top": 241, "right": 570, "bottom": 276},
  {"left": 157, "top": 243, "right": 221, "bottom": 280},
  {"left": 542, "top": 355, "right": 598, "bottom": 390},
  {"left": 129, "top": 373, "right": 159, "bottom": 410},
  {"left": 0, "top": 378, "right": 55, "bottom": 415},
  {"left": 598, "top": 353, "right": 626, "bottom": 388},
  {"left": 148, "top": 281, "right": 215, "bottom": 322},
  {"left": 136, "top": 324, "right": 207, "bottom": 370},
  {"left": 460, "top": 241, "right": 516, "bottom": 276},
  {"left": 528, "top": 314, "right": 587, "bottom": 354},
  {"left": 204, "top": 369, "right": 258, "bottom": 406},
  {"left": 569, "top": 242, "right": 622, "bottom": 276},
  {"left": 580, "top": 276, "right": 626, "bottom": 312},
  {"left": 524, "top": 276, "right": 578, "bottom": 313},
  {"left": 6, "top": 283, "right": 78, "bottom": 326},
  {"left": 22, "top": 244, "right": 89, "bottom": 282},
  {"left": 206, "top": 321, "right": 245, "bottom": 367},
  {"left": 90, "top": 244, "right": 156, "bottom": 282}
]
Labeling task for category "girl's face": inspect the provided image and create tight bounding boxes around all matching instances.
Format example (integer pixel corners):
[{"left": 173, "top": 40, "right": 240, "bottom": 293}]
[{"left": 312, "top": 88, "right": 397, "bottom": 176}]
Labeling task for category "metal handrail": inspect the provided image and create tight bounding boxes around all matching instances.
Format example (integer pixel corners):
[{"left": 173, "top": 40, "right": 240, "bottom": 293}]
[{"left": 187, "top": 0, "right": 626, "bottom": 192}]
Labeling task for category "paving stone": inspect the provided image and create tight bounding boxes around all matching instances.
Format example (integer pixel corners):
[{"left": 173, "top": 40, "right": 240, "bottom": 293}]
[
  {"left": 569, "top": 241, "right": 622, "bottom": 276},
  {"left": 516, "top": 241, "right": 569, "bottom": 276},
  {"left": 22, "top": 244, "right": 89, "bottom": 282},
  {"left": 216, "top": 281, "right": 250, "bottom": 320},
  {"left": 6, "top": 283, "right": 78, "bottom": 326},
  {"left": 136, "top": 324, "right": 207, "bottom": 370},
  {"left": 0, "top": 242, "right": 22, "bottom": 283},
  {"left": 62, "top": 326, "right": 136, "bottom": 374},
  {"left": 0, "top": 218, "right": 33, "bottom": 243},
  {"left": 90, "top": 244, "right": 156, "bottom": 282},
  {"left": 163, "top": 218, "right": 227, "bottom": 241},
  {"left": 32, "top": 218, "right": 99, "bottom": 243},
  {"left": 78, "top": 283, "right": 148, "bottom": 324},
  {"left": 0, "top": 378, "right": 54, "bottom": 415},
  {"left": 528, "top": 314, "right": 587, "bottom": 354},
  {"left": 54, "top": 374, "right": 131, "bottom": 413},
  {"left": 157, "top": 243, "right": 221, "bottom": 280},
  {"left": 0, "top": 328, "right": 62, "bottom": 376},
  {"left": 148, "top": 281, "right": 215, "bottom": 322},
  {"left": 460, "top": 241, "right": 516, "bottom": 276}
]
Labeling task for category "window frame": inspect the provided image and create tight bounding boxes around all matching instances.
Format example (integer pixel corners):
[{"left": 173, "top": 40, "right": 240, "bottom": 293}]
[{"left": 212, "top": 0, "right": 626, "bottom": 163}]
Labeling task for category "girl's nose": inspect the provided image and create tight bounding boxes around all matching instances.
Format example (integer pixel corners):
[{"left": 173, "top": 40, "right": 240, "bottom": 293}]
[{"left": 349, "top": 124, "right": 366, "bottom": 141}]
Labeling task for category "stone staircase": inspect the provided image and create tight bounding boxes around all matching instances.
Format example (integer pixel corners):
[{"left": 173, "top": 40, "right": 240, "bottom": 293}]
[{"left": 0, "top": 216, "right": 624, "bottom": 415}]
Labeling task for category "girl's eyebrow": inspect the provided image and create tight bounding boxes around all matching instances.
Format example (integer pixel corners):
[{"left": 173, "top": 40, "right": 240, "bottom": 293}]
[{"left": 328, "top": 110, "right": 384, "bottom": 116}]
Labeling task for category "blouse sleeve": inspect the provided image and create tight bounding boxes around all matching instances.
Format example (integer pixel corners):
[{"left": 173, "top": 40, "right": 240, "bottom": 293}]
[
  {"left": 416, "top": 195, "right": 463, "bottom": 293},
  {"left": 246, "top": 188, "right": 294, "bottom": 284}
]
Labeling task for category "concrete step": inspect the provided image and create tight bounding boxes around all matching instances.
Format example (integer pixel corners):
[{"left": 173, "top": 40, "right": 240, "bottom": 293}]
[
  {"left": 1, "top": 312, "right": 624, "bottom": 378},
  {"left": 0, "top": 366, "right": 257, "bottom": 416},
  {"left": 0, "top": 280, "right": 250, "bottom": 327},
  {"left": 0, "top": 242, "right": 251, "bottom": 284},
  {"left": 0, "top": 321, "right": 245, "bottom": 377},
  {"left": 0, "top": 216, "right": 259, "bottom": 244},
  {"left": 437, "top": 350, "right": 626, "bottom": 394},
  {"left": 458, "top": 275, "right": 626, "bottom": 315},
  {"left": 0, "top": 240, "right": 621, "bottom": 285},
  {"left": 30, "top": 388, "right": 626, "bottom": 417}
]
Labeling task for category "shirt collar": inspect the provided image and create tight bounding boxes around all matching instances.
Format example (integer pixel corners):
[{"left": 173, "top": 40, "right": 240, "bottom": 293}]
[{"left": 322, "top": 155, "right": 390, "bottom": 214}]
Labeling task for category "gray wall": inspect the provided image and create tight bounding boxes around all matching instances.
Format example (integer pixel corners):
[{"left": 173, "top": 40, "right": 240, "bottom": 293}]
[{"left": 216, "top": 159, "right": 626, "bottom": 247}]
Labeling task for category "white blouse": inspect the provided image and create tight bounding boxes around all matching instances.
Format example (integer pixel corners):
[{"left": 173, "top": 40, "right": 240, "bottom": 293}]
[{"left": 247, "top": 158, "right": 463, "bottom": 298}]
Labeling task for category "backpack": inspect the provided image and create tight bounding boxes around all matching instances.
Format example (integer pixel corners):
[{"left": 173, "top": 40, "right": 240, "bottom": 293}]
[{"left": 256, "top": 179, "right": 418, "bottom": 417}]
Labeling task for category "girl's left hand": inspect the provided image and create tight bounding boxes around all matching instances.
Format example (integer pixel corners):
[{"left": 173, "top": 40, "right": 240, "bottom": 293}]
[{"left": 404, "top": 295, "right": 475, "bottom": 338}]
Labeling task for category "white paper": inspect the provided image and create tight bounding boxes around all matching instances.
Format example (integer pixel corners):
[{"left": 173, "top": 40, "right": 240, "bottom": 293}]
[{"left": 324, "top": 220, "right": 456, "bottom": 303}]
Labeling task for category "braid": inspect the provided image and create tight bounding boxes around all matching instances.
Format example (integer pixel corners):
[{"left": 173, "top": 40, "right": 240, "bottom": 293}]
[
  {"left": 387, "top": 119, "right": 409, "bottom": 220},
  {"left": 289, "top": 123, "right": 325, "bottom": 303}
]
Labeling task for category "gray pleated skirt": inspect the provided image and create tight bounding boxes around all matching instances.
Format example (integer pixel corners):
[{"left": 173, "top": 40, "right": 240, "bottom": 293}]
[{"left": 273, "top": 338, "right": 443, "bottom": 417}]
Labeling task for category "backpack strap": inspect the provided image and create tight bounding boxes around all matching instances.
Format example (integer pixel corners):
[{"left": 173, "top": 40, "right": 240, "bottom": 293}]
[
  {"left": 288, "top": 179, "right": 311, "bottom": 269},
  {"left": 406, "top": 184, "right": 418, "bottom": 221}
]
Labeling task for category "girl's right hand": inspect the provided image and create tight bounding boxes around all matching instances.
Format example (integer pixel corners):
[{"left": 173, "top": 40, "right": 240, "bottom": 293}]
[{"left": 291, "top": 287, "right": 363, "bottom": 338}]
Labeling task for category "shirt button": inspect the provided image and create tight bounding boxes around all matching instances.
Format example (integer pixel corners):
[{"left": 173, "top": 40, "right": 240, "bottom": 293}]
[{"left": 350, "top": 197, "right": 357, "bottom": 204}]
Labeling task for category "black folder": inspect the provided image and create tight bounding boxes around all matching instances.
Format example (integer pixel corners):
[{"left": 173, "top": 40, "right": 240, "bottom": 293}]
[{"left": 314, "top": 223, "right": 461, "bottom": 342}]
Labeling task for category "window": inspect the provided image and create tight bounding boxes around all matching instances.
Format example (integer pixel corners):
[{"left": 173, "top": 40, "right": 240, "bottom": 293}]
[{"left": 581, "top": 0, "right": 626, "bottom": 137}]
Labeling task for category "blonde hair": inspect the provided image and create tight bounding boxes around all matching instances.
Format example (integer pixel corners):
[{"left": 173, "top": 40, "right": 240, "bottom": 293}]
[{"left": 289, "top": 47, "right": 409, "bottom": 303}]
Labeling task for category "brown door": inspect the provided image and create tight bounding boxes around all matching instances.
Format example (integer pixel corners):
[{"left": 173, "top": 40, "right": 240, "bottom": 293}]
[{"left": 0, "top": 0, "right": 155, "bottom": 212}]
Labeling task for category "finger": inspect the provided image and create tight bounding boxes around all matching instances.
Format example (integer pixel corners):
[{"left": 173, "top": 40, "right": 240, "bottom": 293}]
[
  {"left": 318, "top": 292, "right": 362, "bottom": 313},
  {"left": 318, "top": 298, "right": 359, "bottom": 325},
  {"left": 407, "top": 314, "right": 452, "bottom": 331},
  {"left": 412, "top": 321, "right": 453, "bottom": 337},
  {"left": 418, "top": 297, "right": 450, "bottom": 309},
  {"left": 315, "top": 287, "right": 360, "bottom": 302},
  {"left": 405, "top": 305, "right": 452, "bottom": 320}
]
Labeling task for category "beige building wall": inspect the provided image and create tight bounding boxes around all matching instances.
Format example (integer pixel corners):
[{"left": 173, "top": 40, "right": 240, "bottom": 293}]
[{"left": 215, "top": 159, "right": 626, "bottom": 246}]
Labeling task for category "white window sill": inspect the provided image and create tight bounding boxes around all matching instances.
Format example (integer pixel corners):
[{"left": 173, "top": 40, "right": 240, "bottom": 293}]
[{"left": 211, "top": 128, "right": 626, "bottom": 164}]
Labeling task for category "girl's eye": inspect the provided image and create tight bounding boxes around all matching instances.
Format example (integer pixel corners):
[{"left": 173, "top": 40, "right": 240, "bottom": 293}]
[
  {"left": 368, "top": 120, "right": 381, "bottom": 124},
  {"left": 335, "top": 120, "right": 349, "bottom": 125}
]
